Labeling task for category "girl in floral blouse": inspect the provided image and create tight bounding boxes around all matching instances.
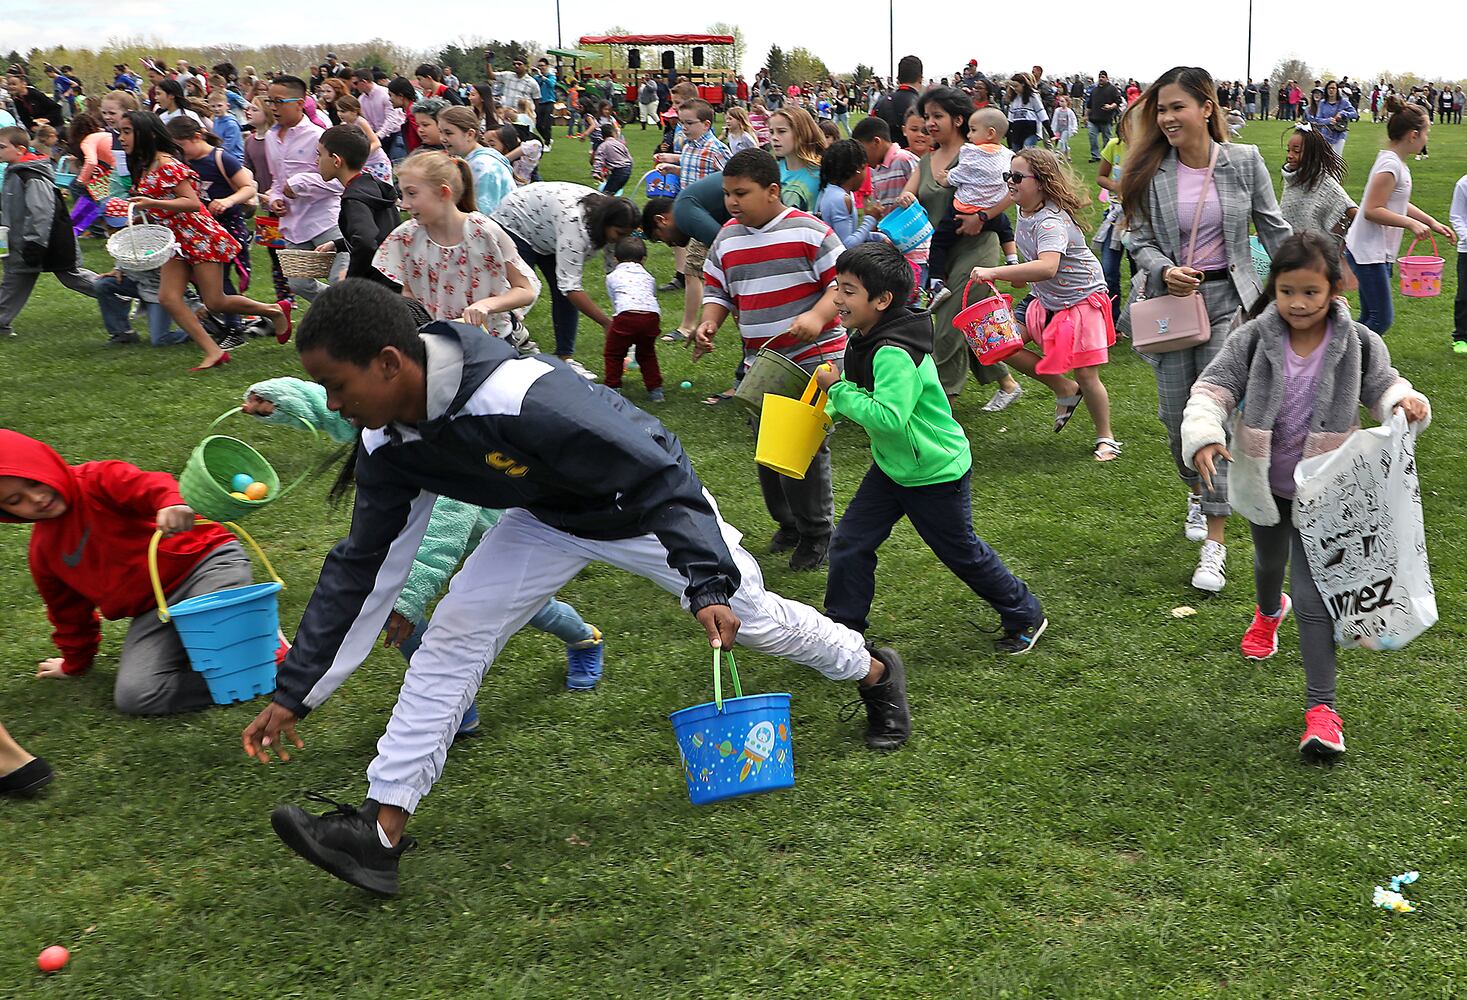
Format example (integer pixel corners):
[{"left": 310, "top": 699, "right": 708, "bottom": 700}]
[
  {"left": 372, "top": 150, "right": 540, "bottom": 349},
  {"left": 122, "top": 111, "right": 288, "bottom": 370}
]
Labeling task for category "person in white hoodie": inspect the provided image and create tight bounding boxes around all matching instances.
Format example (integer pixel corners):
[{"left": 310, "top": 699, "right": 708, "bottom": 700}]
[
  {"left": 1049, "top": 95, "right": 1079, "bottom": 158},
  {"left": 1450, "top": 167, "right": 1467, "bottom": 353}
]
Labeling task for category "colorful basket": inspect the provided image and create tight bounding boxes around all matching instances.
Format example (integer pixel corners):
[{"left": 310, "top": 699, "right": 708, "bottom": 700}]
[
  {"left": 1399, "top": 236, "right": 1444, "bottom": 298},
  {"left": 178, "top": 409, "right": 318, "bottom": 523},
  {"left": 669, "top": 650, "right": 794, "bottom": 805}
]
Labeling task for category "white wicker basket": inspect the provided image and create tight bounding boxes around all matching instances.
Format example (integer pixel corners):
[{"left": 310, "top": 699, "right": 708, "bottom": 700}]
[
  {"left": 106, "top": 205, "right": 177, "bottom": 271},
  {"left": 276, "top": 248, "right": 336, "bottom": 279}
]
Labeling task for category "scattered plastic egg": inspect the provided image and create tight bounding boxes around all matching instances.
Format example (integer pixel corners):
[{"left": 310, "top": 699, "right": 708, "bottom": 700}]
[{"left": 244, "top": 481, "right": 269, "bottom": 501}]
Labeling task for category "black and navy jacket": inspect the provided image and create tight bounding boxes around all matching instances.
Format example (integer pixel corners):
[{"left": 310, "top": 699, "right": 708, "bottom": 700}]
[{"left": 273, "top": 322, "right": 739, "bottom": 717}]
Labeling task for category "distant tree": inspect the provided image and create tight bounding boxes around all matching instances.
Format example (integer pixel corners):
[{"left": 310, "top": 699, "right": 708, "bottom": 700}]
[
  {"left": 705, "top": 23, "right": 747, "bottom": 75},
  {"left": 765, "top": 44, "right": 787, "bottom": 85},
  {"left": 1270, "top": 56, "right": 1311, "bottom": 87},
  {"left": 853, "top": 63, "right": 875, "bottom": 86},
  {"left": 784, "top": 47, "right": 830, "bottom": 86}
]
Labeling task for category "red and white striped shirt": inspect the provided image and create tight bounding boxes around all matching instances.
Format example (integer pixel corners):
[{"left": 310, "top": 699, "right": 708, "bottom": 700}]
[{"left": 702, "top": 207, "right": 847, "bottom": 365}]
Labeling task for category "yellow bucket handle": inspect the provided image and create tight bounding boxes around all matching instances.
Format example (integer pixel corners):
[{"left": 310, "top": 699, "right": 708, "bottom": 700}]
[
  {"left": 149, "top": 519, "right": 284, "bottom": 623},
  {"left": 799, "top": 364, "right": 833, "bottom": 408}
]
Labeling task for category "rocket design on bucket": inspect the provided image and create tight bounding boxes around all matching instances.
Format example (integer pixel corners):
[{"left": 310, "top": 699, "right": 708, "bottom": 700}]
[{"left": 737, "top": 721, "right": 776, "bottom": 781}]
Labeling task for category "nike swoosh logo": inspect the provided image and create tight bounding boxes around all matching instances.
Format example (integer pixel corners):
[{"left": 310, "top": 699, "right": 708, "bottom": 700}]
[{"left": 61, "top": 527, "right": 89, "bottom": 568}]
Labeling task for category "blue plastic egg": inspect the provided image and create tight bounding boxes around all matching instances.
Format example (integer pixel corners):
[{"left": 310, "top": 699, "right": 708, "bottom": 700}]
[{"left": 231, "top": 473, "right": 254, "bottom": 493}]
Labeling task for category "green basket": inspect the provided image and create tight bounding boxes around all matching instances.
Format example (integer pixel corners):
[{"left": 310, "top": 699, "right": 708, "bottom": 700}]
[{"left": 178, "top": 409, "right": 317, "bottom": 523}]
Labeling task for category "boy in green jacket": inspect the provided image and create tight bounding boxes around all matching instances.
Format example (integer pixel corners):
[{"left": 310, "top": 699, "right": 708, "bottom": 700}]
[{"left": 816, "top": 243, "right": 1048, "bottom": 654}]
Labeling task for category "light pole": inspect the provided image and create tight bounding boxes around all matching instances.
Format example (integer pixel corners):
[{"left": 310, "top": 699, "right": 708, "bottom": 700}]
[
  {"left": 889, "top": 0, "right": 894, "bottom": 83},
  {"left": 1245, "top": 0, "right": 1253, "bottom": 81},
  {"left": 556, "top": 0, "right": 563, "bottom": 49}
]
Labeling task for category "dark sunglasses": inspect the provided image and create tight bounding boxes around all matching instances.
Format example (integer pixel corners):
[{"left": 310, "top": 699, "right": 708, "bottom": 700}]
[{"left": 1003, "top": 171, "right": 1033, "bottom": 184}]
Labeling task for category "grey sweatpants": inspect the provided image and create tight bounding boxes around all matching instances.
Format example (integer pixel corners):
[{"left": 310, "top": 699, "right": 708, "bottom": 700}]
[
  {"left": 748, "top": 354, "right": 838, "bottom": 540},
  {"left": 114, "top": 541, "right": 253, "bottom": 715},
  {"left": 1250, "top": 495, "right": 1337, "bottom": 709},
  {"left": 1149, "top": 278, "right": 1242, "bottom": 517},
  {"left": 0, "top": 263, "right": 100, "bottom": 332}
]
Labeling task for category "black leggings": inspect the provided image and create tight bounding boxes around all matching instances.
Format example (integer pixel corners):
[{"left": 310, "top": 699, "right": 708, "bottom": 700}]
[{"left": 1250, "top": 495, "right": 1337, "bottom": 708}]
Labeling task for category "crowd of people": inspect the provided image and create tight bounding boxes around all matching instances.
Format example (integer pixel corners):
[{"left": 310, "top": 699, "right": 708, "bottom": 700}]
[{"left": 0, "top": 49, "right": 1459, "bottom": 899}]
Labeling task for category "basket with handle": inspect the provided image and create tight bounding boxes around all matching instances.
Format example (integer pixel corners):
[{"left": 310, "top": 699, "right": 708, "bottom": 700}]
[
  {"left": 755, "top": 366, "right": 834, "bottom": 480},
  {"left": 668, "top": 649, "right": 794, "bottom": 805},
  {"left": 1398, "top": 235, "right": 1444, "bottom": 298},
  {"left": 106, "top": 204, "right": 177, "bottom": 271},
  {"left": 276, "top": 247, "right": 336, "bottom": 279},
  {"left": 953, "top": 279, "right": 1025, "bottom": 365},
  {"left": 876, "top": 200, "right": 935, "bottom": 254},
  {"left": 148, "top": 520, "right": 285, "bottom": 705},
  {"left": 178, "top": 408, "right": 320, "bottom": 523},
  {"left": 641, "top": 168, "right": 680, "bottom": 199}
]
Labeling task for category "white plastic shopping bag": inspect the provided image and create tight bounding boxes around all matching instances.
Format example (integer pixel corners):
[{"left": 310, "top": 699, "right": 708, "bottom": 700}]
[{"left": 1293, "top": 411, "right": 1437, "bottom": 650}]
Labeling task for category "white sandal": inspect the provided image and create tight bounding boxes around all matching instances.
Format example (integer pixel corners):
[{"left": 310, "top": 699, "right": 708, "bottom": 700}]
[{"left": 1093, "top": 438, "right": 1122, "bottom": 462}]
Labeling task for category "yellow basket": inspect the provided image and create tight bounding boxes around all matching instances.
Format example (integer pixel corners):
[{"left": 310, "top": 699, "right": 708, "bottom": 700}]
[{"left": 755, "top": 368, "right": 832, "bottom": 480}]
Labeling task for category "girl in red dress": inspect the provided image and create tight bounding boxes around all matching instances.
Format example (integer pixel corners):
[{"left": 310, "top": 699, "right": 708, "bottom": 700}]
[{"left": 121, "top": 111, "right": 289, "bottom": 370}]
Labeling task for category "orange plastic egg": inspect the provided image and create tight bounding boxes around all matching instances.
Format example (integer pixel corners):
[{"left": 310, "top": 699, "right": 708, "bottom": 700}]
[{"left": 243, "top": 481, "right": 269, "bottom": 501}]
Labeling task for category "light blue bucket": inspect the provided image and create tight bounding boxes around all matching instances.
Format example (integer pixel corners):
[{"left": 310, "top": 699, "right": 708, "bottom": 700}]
[
  {"left": 876, "top": 201, "right": 934, "bottom": 254},
  {"left": 669, "top": 650, "right": 794, "bottom": 805},
  {"left": 149, "top": 525, "right": 283, "bottom": 706},
  {"left": 1249, "top": 235, "right": 1271, "bottom": 281}
]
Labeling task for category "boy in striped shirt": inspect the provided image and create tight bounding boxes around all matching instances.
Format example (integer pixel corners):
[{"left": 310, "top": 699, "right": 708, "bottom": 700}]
[{"left": 694, "top": 149, "right": 845, "bottom": 571}]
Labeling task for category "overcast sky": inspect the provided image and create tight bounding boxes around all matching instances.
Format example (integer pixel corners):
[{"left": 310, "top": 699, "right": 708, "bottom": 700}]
[{"left": 5, "top": 0, "right": 1460, "bottom": 83}]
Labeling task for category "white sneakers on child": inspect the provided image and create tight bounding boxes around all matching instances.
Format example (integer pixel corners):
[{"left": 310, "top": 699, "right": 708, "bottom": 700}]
[
  {"left": 1192, "top": 540, "right": 1227, "bottom": 592},
  {"left": 1184, "top": 495, "right": 1208, "bottom": 542},
  {"left": 981, "top": 385, "right": 1023, "bottom": 413}
]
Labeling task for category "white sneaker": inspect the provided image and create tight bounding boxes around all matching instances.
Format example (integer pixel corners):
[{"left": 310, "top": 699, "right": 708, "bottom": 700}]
[
  {"left": 1184, "top": 495, "right": 1208, "bottom": 542},
  {"left": 562, "top": 357, "right": 598, "bottom": 381},
  {"left": 981, "top": 385, "right": 1023, "bottom": 412},
  {"left": 1192, "top": 540, "right": 1227, "bottom": 592}
]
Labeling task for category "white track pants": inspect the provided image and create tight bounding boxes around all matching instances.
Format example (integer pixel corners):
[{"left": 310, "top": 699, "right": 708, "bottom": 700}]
[{"left": 365, "top": 502, "right": 872, "bottom": 812}]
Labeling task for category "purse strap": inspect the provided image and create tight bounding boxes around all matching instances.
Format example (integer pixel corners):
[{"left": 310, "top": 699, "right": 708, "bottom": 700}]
[{"left": 1182, "top": 143, "right": 1220, "bottom": 268}]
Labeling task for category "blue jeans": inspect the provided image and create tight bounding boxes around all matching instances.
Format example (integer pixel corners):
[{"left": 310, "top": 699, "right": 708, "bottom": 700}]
[
  {"left": 1087, "top": 121, "right": 1112, "bottom": 159},
  {"left": 1346, "top": 249, "right": 1394, "bottom": 334},
  {"left": 395, "top": 596, "right": 593, "bottom": 663},
  {"left": 507, "top": 229, "right": 581, "bottom": 356},
  {"left": 94, "top": 274, "right": 188, "bottom": 345},
  {"left": 1100, "top": 242, "right": 1124, "bottom": 320}
]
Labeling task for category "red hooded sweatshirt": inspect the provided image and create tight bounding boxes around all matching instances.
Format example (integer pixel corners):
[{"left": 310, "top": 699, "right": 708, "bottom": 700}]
[{"left": 0, "top": 431, "right": 236, "bottom": 674}]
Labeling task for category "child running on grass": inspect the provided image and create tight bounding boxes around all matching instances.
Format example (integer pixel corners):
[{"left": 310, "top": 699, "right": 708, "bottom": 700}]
[
  {"left": 310, "top": 125, "right": 400, "bottom": 289},
  {"left": 970, "top": 147, "right": 1121, "bottom": 462},
  {"left": 695, "top": 149, "right": 847, "bottom": 571},
  {"left": 0, "top": 431, "right": 288, "bottom": 716},
  {"left": 1182, "top": 232, "right": 1430, "bottom": 758},
  {"left": 240, "top": 367, "right": 608, "bottom": 728},
  {"left": 601, "top": 236, "right": 663, "bottom": 400},
  {"left": 246, "top": 280, "right": 911, "bottom": 897},
  {"left": 816, "top": 243, "right": 1049, "bottom": 655}
]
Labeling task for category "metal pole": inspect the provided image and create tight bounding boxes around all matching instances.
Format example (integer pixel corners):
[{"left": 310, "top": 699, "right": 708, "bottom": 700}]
[
  {"left": 556, "top": 0, "right": 563, "bottom": 50},
  {"left": 1246, "top": 0, "right": 1253, "bottom": 81},
  {"left": 888, "top": 0, "right": 894, "bottom": 83}
]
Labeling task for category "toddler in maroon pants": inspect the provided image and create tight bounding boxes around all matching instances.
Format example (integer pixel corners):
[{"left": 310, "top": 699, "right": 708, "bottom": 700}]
[{"left": 602, "top": 236, "right": 664, "bottom": 401}]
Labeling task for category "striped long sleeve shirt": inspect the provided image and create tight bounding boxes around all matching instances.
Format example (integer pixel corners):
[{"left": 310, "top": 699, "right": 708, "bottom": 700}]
[{"left": 702, "top": 207, "right": 847, "bottom": 366}]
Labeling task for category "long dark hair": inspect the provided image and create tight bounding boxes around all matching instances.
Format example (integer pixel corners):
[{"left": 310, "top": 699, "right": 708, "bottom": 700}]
[
  {"left": 818, "top": 138, "right": 866, "bottom": 194},
  {"left": 581, "top": 193, "right": 638, "bottom": 248},
  {"left": 156, "top": 77, "right": 186, "bottom": 111},
  {"left": 1246, "top": 231, "right": 1344, "bottom": 320},
  {"left": 1286, "top": 124, "right": 1345, "bottom": 189},
  {"left": 1121, "top": 66, "right": 1229, "bottom": 226},
  {"left": 124, "top": 110, "right": 184, "bottom": 178}
]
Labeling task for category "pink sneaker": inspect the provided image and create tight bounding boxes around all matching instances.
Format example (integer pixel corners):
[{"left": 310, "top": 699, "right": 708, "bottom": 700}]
[
  {"left": 1299, "top": 704, "right": 1345, "bottom": 758},
  {"left": 1241, "top": 594, "right": 1292, "bottom": 660}
]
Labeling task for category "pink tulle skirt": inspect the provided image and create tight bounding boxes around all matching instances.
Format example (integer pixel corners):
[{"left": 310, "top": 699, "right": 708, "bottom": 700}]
[{"left": 1024, "top": 291, "right": 1116, "bottom": 374}]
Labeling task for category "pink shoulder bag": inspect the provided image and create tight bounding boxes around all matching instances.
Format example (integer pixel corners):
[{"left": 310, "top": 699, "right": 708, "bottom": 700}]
[{"left": 1131, "top": 144, "right": 1218, "bottom": 354}]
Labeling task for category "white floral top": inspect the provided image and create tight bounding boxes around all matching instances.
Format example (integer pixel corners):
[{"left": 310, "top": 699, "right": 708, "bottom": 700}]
[
  {"left": 372, "top": 212, "right": 541, "bottom": 340},
  {"left": 490, "top": 181, "right": 597, "bottom": 292}
]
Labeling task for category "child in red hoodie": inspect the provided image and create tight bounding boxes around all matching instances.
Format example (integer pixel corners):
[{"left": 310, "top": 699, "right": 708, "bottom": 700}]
[{"left": 0, "top": 430, "right": 279, "bottom": 715}]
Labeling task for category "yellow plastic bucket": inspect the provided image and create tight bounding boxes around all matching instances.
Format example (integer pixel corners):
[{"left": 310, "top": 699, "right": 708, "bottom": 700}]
[{"left": 755, "top": 368, "right": 832, "bottom": 480}]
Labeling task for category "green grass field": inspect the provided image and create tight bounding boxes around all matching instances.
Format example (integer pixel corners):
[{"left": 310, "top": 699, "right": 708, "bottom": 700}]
[{"left": 2, "top": 117, "right": 1465, "bottom": 998}]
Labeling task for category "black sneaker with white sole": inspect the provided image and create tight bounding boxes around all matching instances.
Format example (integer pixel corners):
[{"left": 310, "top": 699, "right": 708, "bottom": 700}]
[
  {"left": 270, "top": 793, "right": 417, "bottom": 896},
  {"left": 995, "top": 617, "right": 1049, "bottom": 655},
  {"left": 856, "top": 646, "right": 911, "bottom": 751}
]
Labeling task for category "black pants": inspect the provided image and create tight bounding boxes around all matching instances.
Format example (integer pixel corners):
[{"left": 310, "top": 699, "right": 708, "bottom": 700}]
[
  {"left": 824, "top": 466, "right": 1043, "bottom": 634},
  {"left": 535, "top": 102, "right": 555, "bottom": 146},
  {"left": 1455, "top": 253, "right": 1467, "bottom": 344},
  {"left": 928, "top": 210, "right": 1013, "bottom": 287}
]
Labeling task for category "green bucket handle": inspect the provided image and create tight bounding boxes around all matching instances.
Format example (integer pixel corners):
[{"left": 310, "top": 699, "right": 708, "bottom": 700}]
[
  {"left": 711, "top": 647, "right": 743, "bottom": 713},
  {"left": 208, "top": 407, "right": 320, "bottom": 501}
]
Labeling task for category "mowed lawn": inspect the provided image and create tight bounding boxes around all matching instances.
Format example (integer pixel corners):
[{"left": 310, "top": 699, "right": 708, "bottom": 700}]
[{"left": 1, "top": 114, "right": 1466, "bottom": 998}]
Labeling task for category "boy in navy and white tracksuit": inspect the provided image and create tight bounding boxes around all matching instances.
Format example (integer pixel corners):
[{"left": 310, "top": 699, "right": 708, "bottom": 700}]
[{"left": 260, "top": 287, "right": 911, "bottom": 893}]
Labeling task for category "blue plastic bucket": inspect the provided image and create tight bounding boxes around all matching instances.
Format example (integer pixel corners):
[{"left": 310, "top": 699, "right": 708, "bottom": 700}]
[
  {"left": 668, "top": 651, "right": 793, "bottom": 805},
  {"left": 876, "top": 201, "right": 934, "bottom": 254},
  {"left": 166, "top": 582, "right": 282, "bottom": 705}
]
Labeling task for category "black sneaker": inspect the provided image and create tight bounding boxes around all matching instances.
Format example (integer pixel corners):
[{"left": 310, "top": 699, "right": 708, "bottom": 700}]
[
  {"left": 768, "top": 526, "right": 800, "bottom": 553},
  {"left": 658, "top": 274, "right": 686, "bottom": 293},
  {"left": 854, "top": 647, "right": 911, "bottom": 751},
  {"left": 0, "top": 757, "right": 54, "bottom": 797},
  {"left": 788, "top": 534, "right": 830, "bottom": 572},
  {"left": 995, "top": 617, "right": 1049, "bottom": 655},
  {"left": 105, "top": 330, "right": 141, "bottom": 347},
  {"left": 216, "top": 331, "right": 248, "bottom": 351},
  {"left": 270, "top": 793, "right": 416, "bottom": 896}
]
